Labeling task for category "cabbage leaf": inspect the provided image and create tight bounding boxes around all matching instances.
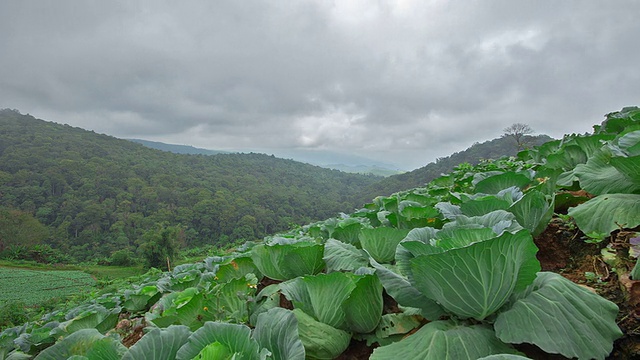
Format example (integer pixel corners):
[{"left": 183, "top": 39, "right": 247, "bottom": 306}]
[
  {"left": 410, "top": 230, "right": 540, "bottom": 320},
  {"left": 370, "top": 320, "right": 518, "bottom": 360},
  {"left": 494, "top": 272, "right": 622, "bottom": 360}
]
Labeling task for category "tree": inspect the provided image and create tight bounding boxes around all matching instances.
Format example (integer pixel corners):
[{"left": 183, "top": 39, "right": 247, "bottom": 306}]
[
  {"left": 0, "top": 208, "right": 49, "bottom": 252},
  {"left": 139, "top": 223, "right": 182, "bottom": 270},
  {"left": 503, "top": 123, "right": 534, "bottom": 150}
]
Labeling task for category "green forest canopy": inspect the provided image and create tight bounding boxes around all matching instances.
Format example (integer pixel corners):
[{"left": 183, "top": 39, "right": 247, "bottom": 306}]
[{"left": 0, "top": 109, "right": 380, "bottom": 261}]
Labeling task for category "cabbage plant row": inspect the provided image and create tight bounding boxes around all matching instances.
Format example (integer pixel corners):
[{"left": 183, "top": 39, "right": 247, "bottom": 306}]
[{"left": 2, "top": 107, "right": 639, "bottom": 359}]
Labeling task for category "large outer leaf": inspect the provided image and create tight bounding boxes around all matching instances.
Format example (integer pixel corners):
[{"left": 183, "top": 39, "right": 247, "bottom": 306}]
[
  {"left": 410, "top": 230, "right": 540, "bottom": 320},
  {"left": 249, "top": 284, "right": 281, "bottom": 326},
  {"left": 398, "top": 203, "right": 440, "bottom": 228},
  {"left": 322, "top": 239, "right": 368, "bottom": 273},
  {"left": 395, "top": 227, "right": 440, "bottom": 284},
  {"left": 495, "top": 272, "right": 622, "bottom": 360},
  {"left": 202, "top": 275, "right": 257, "bottom": 324},
  {"left": 435, "top": 227, "right": 497, "bottom": 250},
  {"left": 400, "top": 226, "right": 439, "bottom": 248},
  {"left": 13, "top": 323, "right": 57, "bottom": 355},
  {"left": 176, "top": 322, "right": 261, "bottom": 360},
  {"left": 357, "top": 313, "right": 422, "bottom": 346},
  {"left": 214, "top": 255, "right": 261, "bottom": 283},
  {"left": 568, "top": 194, "right": 640, "bottom": 236},
  {"left": 146, "top": 288, "right": 204, "bottom": 330},
  {"left": 610, "top": 154, "right": 640, "bottom": 184},
  {"left": 359, "top": 227, "right": 410, "bottom": 263},
  {"left": 370, "top": 320, "right": 517, "bottom": 360},
  {"left": 158, "top": 269, "right": 202, "bottom": 292},
  {"left": 55, "top": 304, "right": 121, "bottom": 336},
  {"left": 369, "top": 259, "right": 444, "bottom": 321},
  {"left": 450, "top": 210, "right": 523, "bottom": 235},
  {"left": 292, "top": 309, "right": 351, "bottom": 360},
  {"left": 574, "top": 148, "right": 640, "bottom": 195},
  {"left": 279, "top": 278, "right": 315, "bottom": 320},
  {"left": 122, "top": 285, "right": 160, "bottom": 313},
  {"left": 35, "top": 329, "right": 126, "bottom": 360},
  {"left": 343, "top": 274, "right": 383, "bottom": 333},
  {"left": 460, "top": 196, "right": 511, "bottom": 217},
  {"left": 281, "top": 272, "right": 382, "bottom": 333},
  {"left": 600, "top": 106, "right": 640, "bottom": 134},
  {"left": 253, "top": 308, "right": 305, "bottom": 360},
  {"left": 332, "top": 221, "right": 364, "bottom": 246},
  {"left": 281, "top": 273, "right": 356, "bottom": 329},
  {"left": 617, "top": 130, "right": 640, "bottom": 155},
  {"left": 251, "top": 242, "right": 324, "bottom": 281},
  {"left": 507, "top": 190, "right": 554, "bottom": 236},
  {"left": 122, "top": 325, "right": 191, "bottom": 360},
  {"left": 545, "top": 144, "right": 588, "bottom": 170},
  {"left": 474, "top": 172, "right": 532, "bottom": 194}
]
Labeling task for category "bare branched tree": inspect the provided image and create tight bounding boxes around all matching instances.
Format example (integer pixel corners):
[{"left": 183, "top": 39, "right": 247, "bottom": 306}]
[{"left": 503, "top": 123, "right": 534, "bottom": 150}]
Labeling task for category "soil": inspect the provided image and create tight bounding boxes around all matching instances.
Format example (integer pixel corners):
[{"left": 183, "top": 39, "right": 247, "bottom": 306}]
[
  {"left": 256, "top": 276, "right": 294, "bottom": 310},
  {"left": 257, "top": 276, "right": 281, "bottom": 293},
  {"left": 336, "top": 339, "right": 377, "bottom": 360},
  {"left": 534, "top": 220, "right": 640, "bottom": 360},
  {"left": 121, "top": 324, "right": 145, "bottom": 348},
  {"left": 111, "top": 314, "right": 147, "bottom": 348}
]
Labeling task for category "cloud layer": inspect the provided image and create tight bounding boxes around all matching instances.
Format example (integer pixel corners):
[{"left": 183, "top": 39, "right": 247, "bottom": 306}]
[{"left": 1, "top": 1, "right": 639, "bottom": 169}]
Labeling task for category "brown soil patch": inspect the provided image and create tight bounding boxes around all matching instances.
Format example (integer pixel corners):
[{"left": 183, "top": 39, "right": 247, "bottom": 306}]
[
  {"left": 335, "top": 339, "right": 377, "bottom": 360},
  {"left": 122, "top": 324, "right": 145, "bottom": 348},
  {"left": 256, "top": 276, "right": 281, "bottom": 293},
  {"left": 279, "top": 293, "right": 294, "bottom": 310},
  {"left": 534, "top": 220, "right": 575, "bottom": 271},
  {"left": 534, "top": 222, "right": 640, "bottom": 359},
  {"left": 382, "top": 290, "right": 401, "bottom": 314}
]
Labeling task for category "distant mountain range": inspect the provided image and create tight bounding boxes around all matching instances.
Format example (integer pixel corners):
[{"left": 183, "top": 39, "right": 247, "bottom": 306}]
[
  {"left": 128, "top": 139, "right": 229, "bottom": 156},
  {"left": 323, "top": 164, "right": 404, "bottom": 177},
  {"left": 129, "top": 133, "right": 556, "bottom": 204},
  {"left": 128, "top": 139, "right": 405, "bottom": 177}
]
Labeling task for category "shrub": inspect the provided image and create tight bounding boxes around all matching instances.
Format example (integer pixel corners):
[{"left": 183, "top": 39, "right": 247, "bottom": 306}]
[
  {"left": 0, "top": 301, "right": 28, "bottom": 330},
  {"left": 109, "top": 249, "right": 135, "bottom": 266}
]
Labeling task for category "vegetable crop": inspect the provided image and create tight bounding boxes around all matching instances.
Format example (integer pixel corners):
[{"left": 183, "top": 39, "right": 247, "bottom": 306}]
[
  {"left": 3, "top": 107, "right": 640, "bottom": 359},
  {"left": 0, "top": 268, "right": 95, "bottom": 306}
]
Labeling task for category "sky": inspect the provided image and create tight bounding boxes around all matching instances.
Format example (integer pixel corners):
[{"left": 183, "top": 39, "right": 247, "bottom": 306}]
[{"left": 1, "top": 1, "right": 639, "bottom": 170}]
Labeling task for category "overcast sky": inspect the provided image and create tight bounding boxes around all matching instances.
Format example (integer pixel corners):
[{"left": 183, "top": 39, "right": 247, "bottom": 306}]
[{"left": 1, "top": 1, "right": 639, "bottom": 170}]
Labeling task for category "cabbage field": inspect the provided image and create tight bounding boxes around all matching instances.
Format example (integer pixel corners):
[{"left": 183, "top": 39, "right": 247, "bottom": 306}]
[
  {"left": 0, "top": 268, "right": 95, "bottom": 306},
  {"left": 1, "top": 107, "right": 639, "bottom": 359}
]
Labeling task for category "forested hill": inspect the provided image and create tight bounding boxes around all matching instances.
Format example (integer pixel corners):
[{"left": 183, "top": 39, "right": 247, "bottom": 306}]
[
  {"left": 0, "top": 109, "right": 381, "bottom": 261},
  {"left": 354, "top": 134, "right": 553, "bottom": 204},
  {"left": 128, "top": 139, "right": 229, "bottom": 155}
]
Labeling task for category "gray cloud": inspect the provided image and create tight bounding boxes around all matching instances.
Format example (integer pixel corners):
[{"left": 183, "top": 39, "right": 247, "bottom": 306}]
[{"left": 1, "top": 0, "right": 639, "bottom": 170}]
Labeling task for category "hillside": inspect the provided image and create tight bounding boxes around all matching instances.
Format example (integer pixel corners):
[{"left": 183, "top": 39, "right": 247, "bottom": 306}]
[
  {"left": 324, "top": 164, "right": 404, "bottom": 177},
  {"left": 1, "top": 106, "right": 638, "bottom": 359},
  {"left": 128, "top": 139, "right": 229, "bottom": 155},
  {"left": 354, "top": 134, "right": 553, "bottom": 203},
  {"left": 0, "top": 109, "right": 381, "bottom": 261},
  {"left": 131, "top": 139, "right": 403, "bottom": 177}
]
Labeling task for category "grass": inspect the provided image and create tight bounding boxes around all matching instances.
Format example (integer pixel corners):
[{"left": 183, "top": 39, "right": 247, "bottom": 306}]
[
  {"left": 81, "top": 264, "right": 145, "bottom": 281},
  {"left": 0, "top": 259, "right": 81, "bottom": 270}
]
